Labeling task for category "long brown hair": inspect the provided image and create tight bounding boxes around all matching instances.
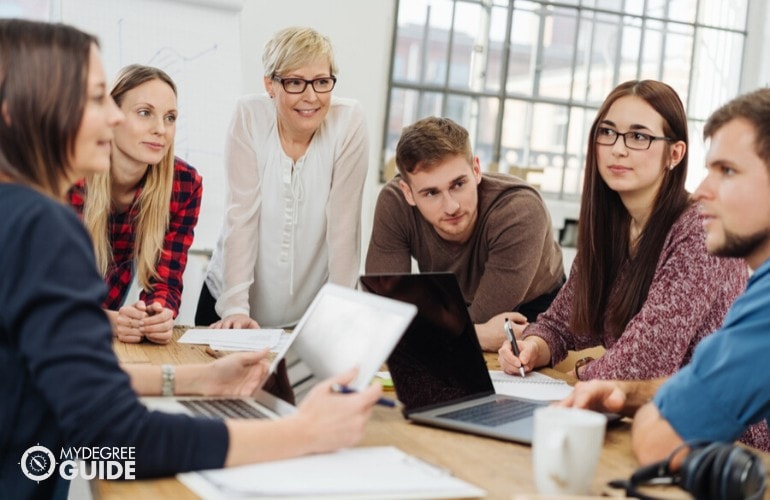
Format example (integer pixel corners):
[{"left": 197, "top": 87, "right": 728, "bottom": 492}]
[
  {"left": 571, "top": 80, "right": 690, "bottom": 338},
  {"left": 82, "top": 65, "right": 177, "bottom": 290},
  {"left": 0, "top": 19, "right": 96, "bottom": 197}
]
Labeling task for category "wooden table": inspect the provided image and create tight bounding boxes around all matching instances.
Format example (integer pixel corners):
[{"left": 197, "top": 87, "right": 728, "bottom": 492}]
[{"left": 94, "top": 329, "right": 765, "bottom": 499}]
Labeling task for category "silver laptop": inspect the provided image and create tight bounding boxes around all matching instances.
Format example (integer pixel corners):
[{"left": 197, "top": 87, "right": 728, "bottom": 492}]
[
  {"left": 143, "top": 282, "right": 417, "bottom": 418},
  {"left": 141, "top": 390, "right": 297, "bottom": 420},
  {"left": 291, "top": 283, "right": 417, "bottom": 392},
  {"left": 360, "top": 272, "right": 548, "bottom": 444}
]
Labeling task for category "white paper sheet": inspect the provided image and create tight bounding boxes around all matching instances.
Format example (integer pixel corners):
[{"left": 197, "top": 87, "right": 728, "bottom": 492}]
[
  {"left": 490, "top": 370, "right": 573, "bottom": 401},
  {"left": 177, "top": 446, "right": 485, "bottom": 499},
  {"left": 178, "top": 328, "right": 284, "bottom": 351}
]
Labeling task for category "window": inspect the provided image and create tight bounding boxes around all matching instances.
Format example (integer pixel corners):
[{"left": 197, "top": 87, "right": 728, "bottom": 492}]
[{"left": 383, "top": 0, "right": 748, "bottom": 199}]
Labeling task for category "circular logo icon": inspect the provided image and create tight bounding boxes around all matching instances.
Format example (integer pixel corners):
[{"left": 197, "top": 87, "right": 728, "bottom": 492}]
[{"left": 20, "top": 445, "right": 57, "bottom": 482}]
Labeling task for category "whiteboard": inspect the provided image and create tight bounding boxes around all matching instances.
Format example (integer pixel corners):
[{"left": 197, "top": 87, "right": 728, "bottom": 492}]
[{"left": 59, "top": 0, "right": 244, "bottom": 251}]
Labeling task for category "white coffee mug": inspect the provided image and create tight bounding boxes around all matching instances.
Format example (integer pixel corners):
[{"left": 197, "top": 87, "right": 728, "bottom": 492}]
[{"left": 532, "top": 406, "right": 607, "bottom": 495}]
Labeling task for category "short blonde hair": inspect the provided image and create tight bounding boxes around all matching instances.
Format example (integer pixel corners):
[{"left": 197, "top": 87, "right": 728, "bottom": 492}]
[{"left": 262, "top": 26, "right": 337, "bottom": 77}]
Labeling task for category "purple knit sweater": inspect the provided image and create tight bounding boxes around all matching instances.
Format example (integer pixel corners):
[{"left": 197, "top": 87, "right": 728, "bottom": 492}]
[{"left": 524, "top": 203, "right": 747, "bottom": 378}]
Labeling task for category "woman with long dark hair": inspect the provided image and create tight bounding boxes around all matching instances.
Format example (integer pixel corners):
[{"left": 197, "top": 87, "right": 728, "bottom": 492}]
[{"left": 500, "top": 80, "right": 747, "bottom": 381}]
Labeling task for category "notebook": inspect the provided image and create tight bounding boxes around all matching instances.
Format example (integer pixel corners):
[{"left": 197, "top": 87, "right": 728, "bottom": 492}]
[
  {"left": 489, "top": 370, "right": 573, "bottom": 401},
  {"left": 142, "top": 282, "right": 417, "bottom": 418},
  {"left": 360, "top": 272, "right": 549, "bottom": 444}
]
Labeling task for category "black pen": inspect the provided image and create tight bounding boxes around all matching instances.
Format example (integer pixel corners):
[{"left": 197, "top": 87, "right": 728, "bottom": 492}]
[
  {"left": 330, "top": 383, "right": 397, "bottom": 408},
  {"left": 504, "top": 317, "right": 527, "bottom": 378}
]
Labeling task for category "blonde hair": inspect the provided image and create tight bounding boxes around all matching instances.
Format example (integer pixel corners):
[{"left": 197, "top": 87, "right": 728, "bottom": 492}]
[
  {"left": 262, "top": 26, "right": 337, "bottom": 77},
  {"left": 83, "top": 65, "right": 176, "bottom": 291}
]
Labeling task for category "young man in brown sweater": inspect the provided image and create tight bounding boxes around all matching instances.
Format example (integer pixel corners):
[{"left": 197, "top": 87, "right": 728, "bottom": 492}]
[{"left": 366, "top": 116, "right": 564, "bottom": 351}]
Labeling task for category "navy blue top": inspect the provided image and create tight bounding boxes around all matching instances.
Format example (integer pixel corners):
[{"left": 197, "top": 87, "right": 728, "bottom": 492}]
[
  {"left": 655, "top": 257, "right": 770, "bottom": 443},
  {"left": 0, "top": 184, "right": 228, "bottom": 499}
]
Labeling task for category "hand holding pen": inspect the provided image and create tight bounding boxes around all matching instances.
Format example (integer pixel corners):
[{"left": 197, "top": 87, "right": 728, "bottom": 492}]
[{"left": 504, "top": 317, "right": 527, "bottom": 378}]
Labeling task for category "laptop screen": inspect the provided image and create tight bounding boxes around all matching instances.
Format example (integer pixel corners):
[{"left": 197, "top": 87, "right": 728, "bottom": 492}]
[{"left": 359, "top": 273, "right": 495, "bottom": 412}]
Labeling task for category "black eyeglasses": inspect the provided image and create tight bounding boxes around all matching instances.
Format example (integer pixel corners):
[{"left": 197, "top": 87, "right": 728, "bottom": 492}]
[
  {"left": 595, "top": 126, "right": 673, "bottom": 151},
  {"left": 272, "top": 75, "right": 337, "bottom": 94}
]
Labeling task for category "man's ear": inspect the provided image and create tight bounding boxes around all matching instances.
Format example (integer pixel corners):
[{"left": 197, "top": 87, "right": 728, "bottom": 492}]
[
  {"left": 472, "top": 156, "right": 482, "bottom": 184},
  {"left": 398, "top": 179, "right": 417, "bottom": 207}
]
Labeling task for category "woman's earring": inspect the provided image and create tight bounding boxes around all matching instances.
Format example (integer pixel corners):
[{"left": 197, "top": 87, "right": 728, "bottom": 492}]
[{"left": 668, "top": 164, "right": 675, "bottom": 170}]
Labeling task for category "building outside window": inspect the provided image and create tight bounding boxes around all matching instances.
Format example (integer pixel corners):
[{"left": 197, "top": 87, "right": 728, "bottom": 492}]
[{"left": 383, "top": 0, "right": 748, "bottom": 200}]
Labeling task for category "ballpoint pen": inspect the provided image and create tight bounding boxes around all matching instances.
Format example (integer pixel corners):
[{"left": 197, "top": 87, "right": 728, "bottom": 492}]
[
  {"left": 504, "top": 317, "right": 527, "bottom": 378},
  {"left": 330, "top": 383, "right": 398, "bottom": 408}
]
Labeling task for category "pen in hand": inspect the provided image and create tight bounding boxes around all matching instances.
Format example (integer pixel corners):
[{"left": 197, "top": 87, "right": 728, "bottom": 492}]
[
  {"left": 330, "top": 383, "right": 398, "bottom": 408},
  {"left": 504, "top": 317, "right": 527, "bottom": 378}
]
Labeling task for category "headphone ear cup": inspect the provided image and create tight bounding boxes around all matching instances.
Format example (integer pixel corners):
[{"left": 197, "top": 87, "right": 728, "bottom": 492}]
[
  {"left": 709, "top": 445, "right": 736, "bottom": 500},
  {"left": 680, "top": 443, "right": 722, "bottom": 499},
  {"left": 722, "top": 447, "right": 768, "bottom": 500}
]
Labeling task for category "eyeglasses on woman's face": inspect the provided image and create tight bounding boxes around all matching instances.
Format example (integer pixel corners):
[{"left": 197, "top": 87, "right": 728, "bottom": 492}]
[
  {"left": 595, "top": 126, "right": 672, "bottom": 151},
  {"left": 272, "top": 75, "right": 337, "bottom": 94}
]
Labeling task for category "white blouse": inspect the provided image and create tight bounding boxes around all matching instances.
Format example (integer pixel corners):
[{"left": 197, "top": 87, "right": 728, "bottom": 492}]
[{"left": 205, "top": 94, "right": 368, "bottom": 327}]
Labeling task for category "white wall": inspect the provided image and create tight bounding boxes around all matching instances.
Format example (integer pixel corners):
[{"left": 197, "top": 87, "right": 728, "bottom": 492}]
[
  {"left": 172, "top": 0, "right": 396, "bottom": 324},
  {"left": 237, "top": 0, "right": 396, "bottom": 266},
  {"left": 742, "top": 0, "right": 770, "bottom": 91}
]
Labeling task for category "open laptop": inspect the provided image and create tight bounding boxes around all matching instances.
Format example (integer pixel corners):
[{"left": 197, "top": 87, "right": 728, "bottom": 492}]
[
  {"left": 142, "top": 282, "right": 417, "bottom": 419},
  {"left": 360, "top": 272, "right": 550, "bottom": 444},
  {"left": 291, "top": 283, "right": 417, "bottom": 392}
]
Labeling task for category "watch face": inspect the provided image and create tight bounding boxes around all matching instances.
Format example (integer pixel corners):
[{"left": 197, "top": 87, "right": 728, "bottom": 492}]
[{"left": 20, "top": 445, "right": 57, "bottom": 482}]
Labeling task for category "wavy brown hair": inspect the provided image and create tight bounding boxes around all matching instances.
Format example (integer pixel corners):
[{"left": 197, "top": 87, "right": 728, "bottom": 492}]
[
  {"left": 395, "top": 116, "right": 473, "bottom": 179},
  {"left": 571, "top": 80, "right": 690, "bottom": 339}
]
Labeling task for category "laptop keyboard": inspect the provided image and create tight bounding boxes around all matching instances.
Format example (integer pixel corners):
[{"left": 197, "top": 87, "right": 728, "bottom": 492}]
[
  {"left": 178, "top": 399, "right": 270, "bottom": 419},
  {"left": 437, "top": 399, "right": 538, "bottom": 427}
]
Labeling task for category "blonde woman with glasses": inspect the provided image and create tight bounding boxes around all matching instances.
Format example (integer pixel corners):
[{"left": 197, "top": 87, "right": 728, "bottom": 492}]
[
  {"left": 69, "top": 65, "right": 201, "bottom": 344},
  {"left": 197, "top": 26, "right": 369, "bottom": 329},
  {"left": 0, "top": 19, "right": 380, "bottom": 499}
]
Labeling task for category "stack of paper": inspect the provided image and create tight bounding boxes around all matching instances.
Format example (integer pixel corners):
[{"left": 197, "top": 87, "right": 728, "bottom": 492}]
[
  {"left": 179, "top": 328, "right": 285, "bottom": 352},
  {"left": 178, "top": 446, "right": 485, "bottom": 499}
]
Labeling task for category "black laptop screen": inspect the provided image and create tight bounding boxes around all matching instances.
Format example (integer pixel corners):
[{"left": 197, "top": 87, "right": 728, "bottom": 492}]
[{"left": 359, "top": 273, "right": 495, "bottom": 412}]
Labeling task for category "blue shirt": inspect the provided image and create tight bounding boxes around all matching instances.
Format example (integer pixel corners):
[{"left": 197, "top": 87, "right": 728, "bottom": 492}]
[
  {"left": 654, "top": 257, "right": 770, "bottom": 443},
  {"left": 0, "top": 184, "right": 227, "bottom": 499}
]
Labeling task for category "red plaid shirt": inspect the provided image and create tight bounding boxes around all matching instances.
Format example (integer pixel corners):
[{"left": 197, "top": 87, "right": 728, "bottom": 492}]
[{"left": 68, "top": 158, "right": 202, "bottom": 316}]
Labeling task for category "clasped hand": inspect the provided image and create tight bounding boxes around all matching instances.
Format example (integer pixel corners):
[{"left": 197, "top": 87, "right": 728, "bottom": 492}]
[{"left": 111, "top": 300, "right": 174, "bottom": 344}]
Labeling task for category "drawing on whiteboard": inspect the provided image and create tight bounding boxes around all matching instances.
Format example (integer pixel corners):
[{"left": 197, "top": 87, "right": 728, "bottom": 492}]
[{"left": 62, "top": 0, "right": 244, "bottom": 251}]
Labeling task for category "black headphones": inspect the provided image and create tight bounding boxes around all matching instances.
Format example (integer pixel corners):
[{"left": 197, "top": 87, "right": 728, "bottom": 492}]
[{"left": 609, "top": 441, "right": 767, "bottom": 500}]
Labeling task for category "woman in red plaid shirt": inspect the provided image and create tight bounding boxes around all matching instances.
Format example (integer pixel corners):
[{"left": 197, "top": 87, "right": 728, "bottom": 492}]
[{"left": 69, "top": 65, "right": 202, "bottom": 344}]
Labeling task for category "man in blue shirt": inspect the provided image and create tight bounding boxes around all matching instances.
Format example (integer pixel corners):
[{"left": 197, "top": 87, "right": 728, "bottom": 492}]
[{"left": 559, "top": 87, "right": 770, "bottom": 464}]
